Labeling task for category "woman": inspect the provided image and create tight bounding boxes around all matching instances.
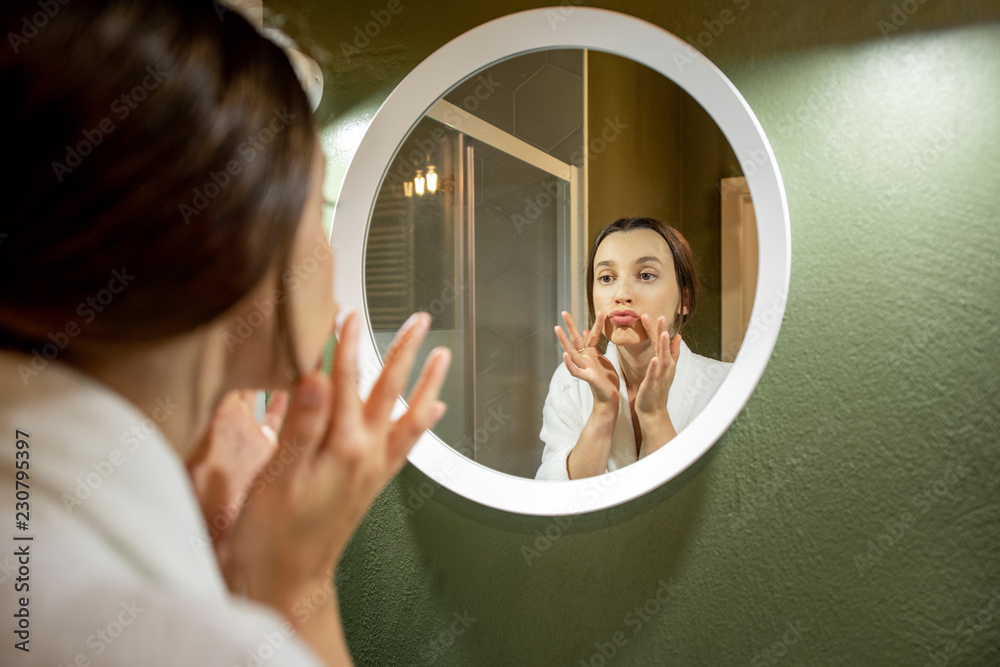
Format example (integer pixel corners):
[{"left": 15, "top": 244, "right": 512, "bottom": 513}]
[
  {"left": 0, "top": 1, "right": 449, "bottom": 665},
  {"left": 535, "top": 217, "right": 730, "bottom": 480}
]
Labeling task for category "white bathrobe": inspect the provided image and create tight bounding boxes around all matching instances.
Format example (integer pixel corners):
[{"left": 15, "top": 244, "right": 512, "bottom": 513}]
[
  {"left": 0, "top": 349, "right": 323, "bottom": 666},
  {"left": 535, "top": 340, "right": 731, "bottom": 480}
]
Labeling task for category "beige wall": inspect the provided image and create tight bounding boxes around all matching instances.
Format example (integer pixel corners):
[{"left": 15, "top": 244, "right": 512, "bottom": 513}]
[{"left": 588, "top": 52, "right": 739, "bottom": 358}]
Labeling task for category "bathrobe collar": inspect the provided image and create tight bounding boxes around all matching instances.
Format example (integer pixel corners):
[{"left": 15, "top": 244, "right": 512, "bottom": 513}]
[{"left": 0, "top": 348, "right": 226, "bottom": 597}]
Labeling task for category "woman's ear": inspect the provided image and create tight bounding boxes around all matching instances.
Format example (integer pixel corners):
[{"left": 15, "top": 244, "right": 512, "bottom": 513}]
[{"left": 677, "top": 289, "right": 691, "bottom": 317}]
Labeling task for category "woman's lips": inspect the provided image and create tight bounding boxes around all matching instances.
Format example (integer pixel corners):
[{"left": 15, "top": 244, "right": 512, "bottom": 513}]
[{"left": 608, "top": 310, "right": 639, "bottom": 326}]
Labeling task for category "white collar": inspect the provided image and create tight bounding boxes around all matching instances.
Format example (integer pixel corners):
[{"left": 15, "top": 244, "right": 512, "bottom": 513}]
[{"left": 603, "top": 338, "right": 694, "bottom": 388}]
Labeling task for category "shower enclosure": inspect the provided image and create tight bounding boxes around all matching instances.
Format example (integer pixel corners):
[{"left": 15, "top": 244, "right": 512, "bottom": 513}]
[{"left": 365, "top": 99, "right": 585, "bottom": 479}]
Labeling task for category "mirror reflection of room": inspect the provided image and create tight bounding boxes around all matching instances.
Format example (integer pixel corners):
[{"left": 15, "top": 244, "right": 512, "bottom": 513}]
[{"left": 365, "top": 49, "right": 756, "bottom": 479}]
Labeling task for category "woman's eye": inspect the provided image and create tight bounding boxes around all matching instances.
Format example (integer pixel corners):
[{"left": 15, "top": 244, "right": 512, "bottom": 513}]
[
  {"left": 639, "top": 272, "right": 656, "bottom": 281},
  {"left": 598, "top": 275, "right": 614, "bottom": 284}
]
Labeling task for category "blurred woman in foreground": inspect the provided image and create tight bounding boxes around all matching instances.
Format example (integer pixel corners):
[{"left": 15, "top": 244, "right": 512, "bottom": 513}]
[{"left": 0, "top": 1, "right": 449, "bottom": 664}]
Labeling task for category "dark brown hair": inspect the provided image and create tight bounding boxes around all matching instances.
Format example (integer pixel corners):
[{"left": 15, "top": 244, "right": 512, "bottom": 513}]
[
  {"left": 585, "top": 217, "right": 699, "bottom": 335},
  {"left": 0, "top": 0, "right": 317, "bottom": 375}
]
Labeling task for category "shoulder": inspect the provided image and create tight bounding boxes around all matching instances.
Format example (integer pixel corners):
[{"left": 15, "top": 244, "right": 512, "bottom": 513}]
[
  {"left": 676, "top": 340, "right": 732, "bottom": 395},
  {"left": 686, "top": 347, "right": 732, "bottom": 374}
]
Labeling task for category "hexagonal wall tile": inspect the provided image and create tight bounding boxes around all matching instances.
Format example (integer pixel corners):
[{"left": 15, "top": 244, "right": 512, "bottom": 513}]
[
  {"left": 516, "top": 325, "right": 562, "bottom": 403},
  {"left": 483, "top": 264, "right": 552, "bottom": 344},
  {"left": 481, "top": 149, "right": 552, "bottom": 218},
  {"left": 475, "top": 325, "right": 516, "bottom": 407},
  {"left": 514, "top": 181, "right": 559, "bottom": 281},
  {"left": 514, "top": 64, "right": 583, "bottom": 151},
  {"left": 474, "top": 202, "right": 517, "bottom": 282},
  {"left": 478, "top": 388, "right": 545, "bottom": 479}
]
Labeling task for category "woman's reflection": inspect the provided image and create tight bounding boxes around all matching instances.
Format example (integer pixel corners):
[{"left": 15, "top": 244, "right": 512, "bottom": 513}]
[{"left": 535, "top": 217, "right": 731, "bottom": 480}]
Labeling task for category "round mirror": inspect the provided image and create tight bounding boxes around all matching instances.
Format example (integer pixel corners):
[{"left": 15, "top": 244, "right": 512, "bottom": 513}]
[{"left": 332, "top": 8, "right": 790, "bottom": 516}]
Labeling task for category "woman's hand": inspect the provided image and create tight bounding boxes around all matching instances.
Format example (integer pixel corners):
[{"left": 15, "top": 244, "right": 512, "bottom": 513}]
[
  {"left": 221, "top": 311, "right": 450, "bottom": 663},
  {"left": 634, "top": 314, "right": 681, "bottom": 414},
  {"left": 634, "top": 314, "right": 680, "bottom": 453},
  {"left": 554, "top": 310, "right": 620, "bottom": 407},
  {"left": 186, "top": 388, "right": 287, "bottom": 567}
]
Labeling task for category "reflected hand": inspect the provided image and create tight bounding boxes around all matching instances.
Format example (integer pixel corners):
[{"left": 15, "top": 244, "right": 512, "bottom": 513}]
[
  {"left": 634, "top": 314, "right": 681, "bottom": 417},
  {"left": 554, "top": 310, "right": 620, "bottom": 406}
]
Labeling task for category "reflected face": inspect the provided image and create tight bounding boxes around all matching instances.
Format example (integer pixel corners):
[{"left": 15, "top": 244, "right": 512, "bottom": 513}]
[{"left": 593, "top": 229, "right": 686, "bottom": 347}]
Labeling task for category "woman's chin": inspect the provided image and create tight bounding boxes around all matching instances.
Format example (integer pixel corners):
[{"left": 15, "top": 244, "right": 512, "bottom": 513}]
[{"left": 609, "top": 327, "right": 644, "bottom": 347}]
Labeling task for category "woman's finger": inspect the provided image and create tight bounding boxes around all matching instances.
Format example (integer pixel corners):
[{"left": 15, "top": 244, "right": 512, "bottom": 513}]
[
  {"left": 585, "top": 312, "right": 605, "bottom": 348},
  {"left": 365, "top": 312, "right": 431, "bottom": 426},
  {"left": 554, "top": 325, "right": 582, "bottom": 360},
  {"left": 639, "top": 313, "right": 658, "bottom": 347},
  {"left": 563, "top": 352, "right": 591, "bottom": 381},
  {"left": 398, "top": 347, "right": 452, "bottom": 435},
  {"left": 661, "top": 318, "right": 670, "bottom": 359},
  {"left": 670, "top": 333, "right": 682, "bottom": 364},
  {"left": 647, "top": 356, "right": 659, "bottom": 379},
  {"left": 328, "top": 311, "right": 364, "bottom": 451},
  {"left": 384, "top": 401, "right": 447, "bottom": 484},
  {"left": 275, "top": 372, "right": 331, "bottom": 480},
  {"left": 383, "top": 348, "right": 451, "bottom": 464},
  {"left": 561, "top": 311, "right": 584, "bottom": 349}
]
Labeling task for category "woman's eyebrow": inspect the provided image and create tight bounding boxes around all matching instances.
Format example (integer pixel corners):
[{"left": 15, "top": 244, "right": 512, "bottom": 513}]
[
  {"left": 633, "top": 256, "right": 663, "bottom": 265},
  {"left": 596, "top": 259, "right": 615, "bottom": 268}
]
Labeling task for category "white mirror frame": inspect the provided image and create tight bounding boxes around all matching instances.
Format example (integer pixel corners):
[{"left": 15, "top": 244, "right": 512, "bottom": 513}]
[{"left": 331, "top": 7, "right": 790, "bottom": 516}]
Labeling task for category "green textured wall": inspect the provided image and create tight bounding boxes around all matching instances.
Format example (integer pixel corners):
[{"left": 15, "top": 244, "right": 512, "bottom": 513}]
[{"left": 273, "top": 0, "right": 1000, "bottom": 664}]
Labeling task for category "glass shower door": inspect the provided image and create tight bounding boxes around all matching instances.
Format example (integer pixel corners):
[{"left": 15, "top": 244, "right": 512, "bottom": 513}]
[{"left": 366, "top": 113, "right": 583, "bottom": 479}]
